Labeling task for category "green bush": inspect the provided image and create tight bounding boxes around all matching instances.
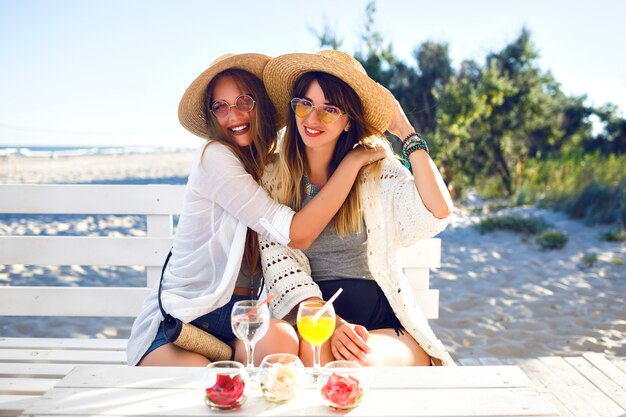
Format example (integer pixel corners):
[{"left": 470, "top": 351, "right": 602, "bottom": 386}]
[
  {"left": 600, "top": 227, "right": 626, "bottom": 242},
  {"left": 562, "top": 182, "right": 625, "bottom": 225},
  {"left": 536, "top": 230, "right": 568, "bottom": 250},
  {"left": 477, "top": 215, "right": 550, "bottom": 235},
  {"left": 467, "top": 201, "right": 511, "bottom": 216},
  {"left": 612, "top": 257, "right": 625, "bottom": 266},
  {"left": 515, "top": 153, "right": 626, "bottom": 226},
  {"left": 486, "top": 201, "right": 511, "bottom": 213},
  {"left": 475, "top": 177, "right": 508, "bottom": 200},
  {"left": 582, "top": 253, "right": 599, "bottom": 268}
]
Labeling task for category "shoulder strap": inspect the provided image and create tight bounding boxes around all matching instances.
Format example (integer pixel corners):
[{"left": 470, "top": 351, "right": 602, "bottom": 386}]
[{"left": 157, "top": 250, "right": 173, "bottom": 318}]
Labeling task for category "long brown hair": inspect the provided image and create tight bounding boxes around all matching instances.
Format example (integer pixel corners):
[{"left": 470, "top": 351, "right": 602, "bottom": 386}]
[
  {"left": 201, "top": 68, "right": 279, "bottom": 273},
  {"left": 277, "top": 72, "right": 387, "bottom": 236}
]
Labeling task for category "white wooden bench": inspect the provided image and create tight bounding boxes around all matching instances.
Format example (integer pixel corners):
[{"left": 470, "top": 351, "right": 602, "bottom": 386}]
[{"left": 0, "top": 184, "right": 442, "bottom": 417}]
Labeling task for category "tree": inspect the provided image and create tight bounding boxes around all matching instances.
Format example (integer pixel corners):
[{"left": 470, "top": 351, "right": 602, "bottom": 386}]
[
  {"left": 353, "top": 1, "right": 396, "bottom": 85},
  {"left": 308, "top": 6, "right": 626, "bottom": 200},
  {"left": 587, "top": 104, "right": 626, "bottom": 154},
  {"left": 411, "top": 41, "right": 452, "bottom": 134},
  {"left": 309, "top": 20, "right": 343, "bottom": 50},
  {"left": 472, "top": 28, "right": 573, "bottom": 195},
  {"left": 433, "top": 58, "right": 514, "bottom": 196}
]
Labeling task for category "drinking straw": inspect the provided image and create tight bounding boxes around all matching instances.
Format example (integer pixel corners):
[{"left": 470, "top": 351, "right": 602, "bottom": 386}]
[
  {"left": 312, "top": 288, "right": 343, "bottom": 321},
  {"left": 242, "top": 293, "right": 276, "bottom": 318}
]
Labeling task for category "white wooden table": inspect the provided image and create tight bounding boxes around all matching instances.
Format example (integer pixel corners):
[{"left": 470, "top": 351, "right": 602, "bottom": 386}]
[{"left": 21, "top": 365, "right": 558, "bottom": 417}]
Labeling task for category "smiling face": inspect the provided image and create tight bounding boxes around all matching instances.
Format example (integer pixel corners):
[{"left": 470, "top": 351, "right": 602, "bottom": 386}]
[
  {"left": 295, "top": 80, "right": 349, "bottom": 154},
  {"left": 211, "top": 75, "right": 255, "bottom": 147}
]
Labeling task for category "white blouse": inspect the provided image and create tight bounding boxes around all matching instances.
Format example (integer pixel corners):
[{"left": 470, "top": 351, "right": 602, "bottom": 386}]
[{"left": 126, "top": 142, "right": 295, "bottom": 366}]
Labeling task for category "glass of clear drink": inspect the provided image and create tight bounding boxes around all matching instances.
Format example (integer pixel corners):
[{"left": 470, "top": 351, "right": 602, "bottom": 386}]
[{"left": 230, "top": 299, "right": 270, "bottom": 375}]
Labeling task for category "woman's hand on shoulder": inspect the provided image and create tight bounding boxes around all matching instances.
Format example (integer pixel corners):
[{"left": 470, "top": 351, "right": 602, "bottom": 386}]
[
  {"left": 344, "top": 144, "right": 387, "bottom": 168},
  {"left": 330, "top": 320, "right": 371, "bottom": 365}
]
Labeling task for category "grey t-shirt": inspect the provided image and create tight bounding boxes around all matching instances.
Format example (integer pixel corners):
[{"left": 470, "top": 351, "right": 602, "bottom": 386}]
[
  {"left": 302, "top": 196, "right": 374, "bottom": 282},
  {"left": 235, "top": 263, "right": 262, "bottom": 289}
]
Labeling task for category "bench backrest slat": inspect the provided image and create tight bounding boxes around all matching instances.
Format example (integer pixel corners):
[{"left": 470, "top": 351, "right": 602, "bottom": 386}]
[
  {"left": 0, "top": 236, "right": 173, "bottom": 265},
  {"left": 398, "top": 239, "right": 441, "bottom": 268},
  {"left": 0, "top": 287, "right": 149, "bottom": 317},
  {"left": 0, "top": 184, "right": 184, "bottom": 214}
]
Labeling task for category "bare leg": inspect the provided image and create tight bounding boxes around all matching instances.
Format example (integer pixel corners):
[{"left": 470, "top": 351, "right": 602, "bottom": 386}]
[
  {"left": 362, "top": 328, "right": 431, "bottom": 366},
  {"left": 138, "top": 343, "right": 210, "bottom": 366},
  {"left": 234, "top": 318, "right": 300, "bottom": 365}
]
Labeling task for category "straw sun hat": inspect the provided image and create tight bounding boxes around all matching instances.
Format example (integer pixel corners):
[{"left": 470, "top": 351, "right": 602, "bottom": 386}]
[
  {"left": 263, "top": 50, "right": 393, "bottom": 135},
  {"left": 178, "top": 53, "right": 271, "bottom": 139}
]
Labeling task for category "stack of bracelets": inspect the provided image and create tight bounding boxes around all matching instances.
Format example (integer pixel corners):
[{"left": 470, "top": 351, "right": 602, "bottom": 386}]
[{"left": 402, "top": 132, "right": 429, "bottom": 169}]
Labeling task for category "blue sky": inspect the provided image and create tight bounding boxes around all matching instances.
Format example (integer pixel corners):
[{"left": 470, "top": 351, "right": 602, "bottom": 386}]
[{"left": 1, "top": 0, "right": 625, "bottom": 148}]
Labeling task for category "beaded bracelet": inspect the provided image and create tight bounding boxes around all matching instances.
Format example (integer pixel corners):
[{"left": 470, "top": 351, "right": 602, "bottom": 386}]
[
  {"left": 403, "top": 137, "right": 428, "bottom": 151},
  {"left": 402, "top": 133, "right": 428, "bottom": 150},
  {"left": 401, "top": 132, "right": 429, "bottom": 169},
  {"left": 403, "top": 131, "right": 419, "bottom": 142}
]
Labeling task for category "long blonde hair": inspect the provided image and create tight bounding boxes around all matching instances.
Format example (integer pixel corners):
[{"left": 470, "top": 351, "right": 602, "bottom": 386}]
[
  {"left": 202, "top": 69, "right": 279, "bottom": 273},
  {"left": 277, "top": 72, "right": 389, "bottom": 236}
]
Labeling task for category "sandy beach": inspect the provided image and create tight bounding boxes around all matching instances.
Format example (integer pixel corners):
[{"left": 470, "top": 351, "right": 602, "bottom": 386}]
[
  {"left": 0, "top": 151, "right": 194, "bottom": 184},
  {"left": 1, "top": 151, "right": 625, "bottom": 360}
]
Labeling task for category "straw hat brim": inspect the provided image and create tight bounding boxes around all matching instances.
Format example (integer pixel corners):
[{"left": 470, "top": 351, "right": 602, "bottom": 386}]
[
  {"left": 263, "top": 52, "right": 393, "bottom": 135},
  {"left": 178, "top": 53, "right": 271, "bottom": 139}
]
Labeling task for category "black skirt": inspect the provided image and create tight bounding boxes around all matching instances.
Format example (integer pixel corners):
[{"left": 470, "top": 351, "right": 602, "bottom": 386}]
[{"left": 317, "top": 279, "right": 403, "bottom": 331}]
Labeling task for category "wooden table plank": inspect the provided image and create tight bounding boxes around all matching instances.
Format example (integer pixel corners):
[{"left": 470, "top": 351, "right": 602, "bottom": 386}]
[
  {"left": 0, "top": 349, "right": 125, "bottom": 364},
  {"left": 582, "top": 353, "right": 626, "bottom": 390},
  {"left": 0, "top": 363, "right": 77, "bottom": 379},
  {"left": 56, "top": 365, "right": 535, "bottom": 390},
  {"left": 565, "top": 356, "right": 626, "bottom": 410},
  {"left": 540, "top": 356, "right": 623, "bottom": 417},
  {"left": 0, "top": 338, "right": 127, "bottom": 351},
  {"left": 494, "top": 359, "right": 575, "bottom": 417},
  {"left": 0, "top": 378, "right": 57, "bottom": 395},
  {"left": 491, "top": 358, "right": 577, "bottom": 417},
  {"left": 611, "top": 357, "right": 626, "bottom": 375},
  {"left": 0, "top": 395, "right": 39, "bottom": 417},
  {"left": 499, "top": 358, "right": 602, "bottom": 417},
  {"left": 18, "top": 365, "right": 557, "bottom": 417},
  {"left": 22, "top": 387, "right": 556, "bottom": 417}
]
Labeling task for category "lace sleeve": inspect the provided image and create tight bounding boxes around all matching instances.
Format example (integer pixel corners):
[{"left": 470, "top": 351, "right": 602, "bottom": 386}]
[
  {"left": 383, "top": 158, "right": 449, "bottom": 246},
  {"left": 259, "top": 235, "right": 322, "bottom": 320}
]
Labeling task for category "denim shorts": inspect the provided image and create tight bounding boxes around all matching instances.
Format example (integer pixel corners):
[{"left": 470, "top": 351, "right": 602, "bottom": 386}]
[{"left": 142, "top": 294, "right": 251, "bottom": 359}]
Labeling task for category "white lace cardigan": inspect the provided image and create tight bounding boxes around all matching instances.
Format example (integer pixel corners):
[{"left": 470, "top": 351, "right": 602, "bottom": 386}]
[{"left": 259, "top": 156, "right": 455, "bottom": 366}]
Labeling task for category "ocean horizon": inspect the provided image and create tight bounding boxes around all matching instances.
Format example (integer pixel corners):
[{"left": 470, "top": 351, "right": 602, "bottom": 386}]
[{"left": 0, "top": 145, "right": 195, "bottom": 159}]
